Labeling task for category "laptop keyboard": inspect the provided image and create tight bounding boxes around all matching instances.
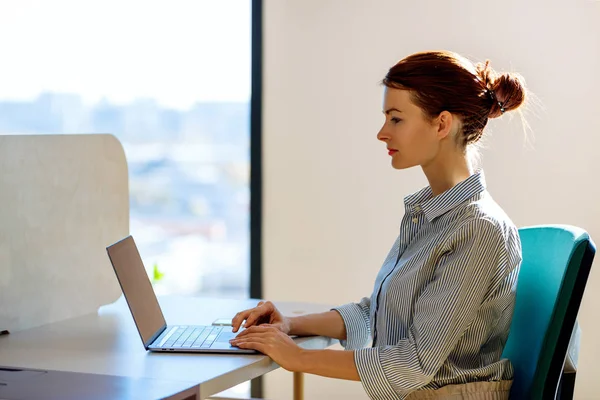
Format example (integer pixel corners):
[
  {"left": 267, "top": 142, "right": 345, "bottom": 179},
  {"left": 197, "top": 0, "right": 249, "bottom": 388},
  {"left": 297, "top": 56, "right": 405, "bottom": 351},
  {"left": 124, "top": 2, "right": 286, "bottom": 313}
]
[{"left": 160, "top": 326, "right": 223, "bottom": 349}]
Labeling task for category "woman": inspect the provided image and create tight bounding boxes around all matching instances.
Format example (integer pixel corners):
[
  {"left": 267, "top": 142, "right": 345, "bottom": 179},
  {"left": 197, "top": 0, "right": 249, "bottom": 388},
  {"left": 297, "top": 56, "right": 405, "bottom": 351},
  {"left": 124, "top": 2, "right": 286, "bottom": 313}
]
[{"left": 229, "top": 50, "right": 526, "bottom": 399}]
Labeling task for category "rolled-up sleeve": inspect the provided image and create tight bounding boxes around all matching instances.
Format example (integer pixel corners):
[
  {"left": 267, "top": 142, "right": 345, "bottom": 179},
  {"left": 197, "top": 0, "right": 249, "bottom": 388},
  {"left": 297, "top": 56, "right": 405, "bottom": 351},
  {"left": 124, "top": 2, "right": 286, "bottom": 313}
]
[
  {"left": 354, "top": 219, "right": 505, "bottom": 399},
  {"left": 331, "top": 296, "right": 371, "bottom": 350}
]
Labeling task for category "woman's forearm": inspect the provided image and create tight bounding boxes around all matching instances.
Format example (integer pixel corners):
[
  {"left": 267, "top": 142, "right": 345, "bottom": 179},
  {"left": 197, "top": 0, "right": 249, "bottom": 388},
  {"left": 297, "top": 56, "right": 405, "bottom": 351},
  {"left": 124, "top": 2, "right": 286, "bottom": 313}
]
[
  {"left": 288, "top": 310, "right": 347, "bottom": 340},
  {"left": 297, "top": 349, "right": 360, "bottom": 380}
]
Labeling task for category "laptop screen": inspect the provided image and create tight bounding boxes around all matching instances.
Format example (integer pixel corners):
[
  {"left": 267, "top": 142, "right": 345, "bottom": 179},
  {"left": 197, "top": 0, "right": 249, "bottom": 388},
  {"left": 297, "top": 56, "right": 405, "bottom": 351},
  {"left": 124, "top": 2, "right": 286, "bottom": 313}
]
[{"left": 106, "top": 236, "right": 166, "bottom": 347}]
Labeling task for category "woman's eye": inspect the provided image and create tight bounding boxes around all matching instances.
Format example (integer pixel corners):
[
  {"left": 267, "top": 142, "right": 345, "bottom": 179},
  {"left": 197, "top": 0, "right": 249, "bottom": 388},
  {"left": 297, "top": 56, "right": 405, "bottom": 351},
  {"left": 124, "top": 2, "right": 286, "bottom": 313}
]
[{"left": 391, "top": 117, "right": 402, "bottom": 124}]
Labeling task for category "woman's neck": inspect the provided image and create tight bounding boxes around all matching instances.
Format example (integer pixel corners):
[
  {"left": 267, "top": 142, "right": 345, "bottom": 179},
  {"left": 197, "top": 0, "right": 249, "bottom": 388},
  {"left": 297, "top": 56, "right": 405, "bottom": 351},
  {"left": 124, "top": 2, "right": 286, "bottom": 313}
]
[{"left": 421, "top": 153, "right": 473, "bottom": 197}]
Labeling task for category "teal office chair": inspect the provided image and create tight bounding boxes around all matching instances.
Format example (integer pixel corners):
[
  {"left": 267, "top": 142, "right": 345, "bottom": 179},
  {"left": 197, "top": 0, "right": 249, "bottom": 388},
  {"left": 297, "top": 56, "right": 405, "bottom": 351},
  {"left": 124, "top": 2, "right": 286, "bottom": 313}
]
[{"left": 502, "top": 225, "right": 596, "bottom": 399}]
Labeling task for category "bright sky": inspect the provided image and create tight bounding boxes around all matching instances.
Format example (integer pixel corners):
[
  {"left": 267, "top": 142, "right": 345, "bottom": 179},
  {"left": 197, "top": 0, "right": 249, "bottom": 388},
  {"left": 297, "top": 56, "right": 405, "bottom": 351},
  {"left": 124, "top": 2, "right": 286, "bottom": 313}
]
[{"left": 0, "top": 0, "right": 251, "bottom": 109}]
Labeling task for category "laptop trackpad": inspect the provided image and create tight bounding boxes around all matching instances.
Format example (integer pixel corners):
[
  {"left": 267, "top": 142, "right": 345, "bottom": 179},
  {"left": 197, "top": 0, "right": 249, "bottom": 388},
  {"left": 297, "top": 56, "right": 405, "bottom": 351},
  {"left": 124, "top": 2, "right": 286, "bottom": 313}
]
[{"left": 215, "top": 331, "right": 236, "bottom": 343}]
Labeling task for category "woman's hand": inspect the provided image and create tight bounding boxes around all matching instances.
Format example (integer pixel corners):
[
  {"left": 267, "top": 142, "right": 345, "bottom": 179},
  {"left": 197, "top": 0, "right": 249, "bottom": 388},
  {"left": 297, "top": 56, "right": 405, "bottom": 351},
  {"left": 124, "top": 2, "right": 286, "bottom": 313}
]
[
  {"left": 230, "top": 325, "right": 304, "bottom": 371},
  {"left": 231, "top": 301, "right": 291, "bottom": 334}
]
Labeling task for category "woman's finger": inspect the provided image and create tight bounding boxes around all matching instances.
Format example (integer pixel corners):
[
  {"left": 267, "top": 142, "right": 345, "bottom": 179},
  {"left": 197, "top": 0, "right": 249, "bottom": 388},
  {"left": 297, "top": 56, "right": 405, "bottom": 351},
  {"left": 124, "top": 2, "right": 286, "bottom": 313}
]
[
  {"left": 231, "top": 335, "right": 268, "bottom": 348},
  {"left": 244, "top": 303, "right": 274, "bottom": 328},
  {"left": 243, "top": 309, "right": 267, "bottom": 328},
  {"left": 233, "top": 328, "right": 282, "bottom": 345},
  {"left": 234, "top": 340, "right": 267, "bottom": 354},
  {"left": 233, "top": 325, "right": 259, "bottom": 338},
  {"left": 231, "top": 309, "right": 253, "bottom": 332},
  {"left": 233, "top": 325, "right": 271, "bottom": 339}
]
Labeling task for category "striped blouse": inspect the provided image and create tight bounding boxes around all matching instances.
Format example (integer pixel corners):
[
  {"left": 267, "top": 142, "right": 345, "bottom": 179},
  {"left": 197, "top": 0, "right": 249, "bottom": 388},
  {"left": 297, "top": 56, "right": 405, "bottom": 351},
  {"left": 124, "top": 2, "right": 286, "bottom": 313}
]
[{"left": 332, "top": 170, "right": 522, "bottom": 399}]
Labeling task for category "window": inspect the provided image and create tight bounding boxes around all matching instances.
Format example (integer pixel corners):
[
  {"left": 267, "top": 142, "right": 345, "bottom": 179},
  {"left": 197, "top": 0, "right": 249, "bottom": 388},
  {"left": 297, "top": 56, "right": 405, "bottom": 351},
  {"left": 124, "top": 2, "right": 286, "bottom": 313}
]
[{"left": 0, "top": 0, "right": 252, "bottom": 302}]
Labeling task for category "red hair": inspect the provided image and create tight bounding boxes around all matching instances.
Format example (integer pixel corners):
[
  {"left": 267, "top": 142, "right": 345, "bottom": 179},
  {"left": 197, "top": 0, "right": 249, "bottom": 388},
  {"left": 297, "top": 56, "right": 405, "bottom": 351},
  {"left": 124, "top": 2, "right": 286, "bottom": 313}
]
[{"left": 383, "top": 50, "right": 526, "bottom": 146}]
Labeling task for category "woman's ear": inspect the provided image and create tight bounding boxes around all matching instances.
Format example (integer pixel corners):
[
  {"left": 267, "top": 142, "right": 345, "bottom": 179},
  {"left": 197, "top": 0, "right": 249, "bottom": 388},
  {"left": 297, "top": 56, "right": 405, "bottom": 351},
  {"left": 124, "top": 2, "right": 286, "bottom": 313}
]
[{"left": 436, "top": 111, "right": 454, "bottom": 140}]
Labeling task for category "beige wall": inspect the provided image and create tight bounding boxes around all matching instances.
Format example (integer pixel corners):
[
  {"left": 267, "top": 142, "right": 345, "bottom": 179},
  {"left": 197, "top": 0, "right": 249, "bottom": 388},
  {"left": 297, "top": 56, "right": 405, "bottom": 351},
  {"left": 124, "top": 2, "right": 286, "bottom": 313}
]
[{"left": 262, "top": 0, "right": 600, "bottom": 398}]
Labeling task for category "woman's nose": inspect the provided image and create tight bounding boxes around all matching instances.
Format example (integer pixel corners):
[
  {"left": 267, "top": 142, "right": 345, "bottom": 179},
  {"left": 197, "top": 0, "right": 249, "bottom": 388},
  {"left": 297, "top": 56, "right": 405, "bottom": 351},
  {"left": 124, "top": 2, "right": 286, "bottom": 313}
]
[{"left": 377, "top": 127, "right": 389, "bottom": 142}]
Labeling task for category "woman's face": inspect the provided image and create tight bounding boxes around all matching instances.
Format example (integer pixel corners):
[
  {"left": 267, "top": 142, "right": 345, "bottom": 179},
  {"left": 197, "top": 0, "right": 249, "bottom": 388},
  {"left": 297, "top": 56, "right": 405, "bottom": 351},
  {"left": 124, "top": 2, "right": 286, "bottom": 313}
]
[{"left": 377, "top": 87, "right": 443, "bottom": 170}]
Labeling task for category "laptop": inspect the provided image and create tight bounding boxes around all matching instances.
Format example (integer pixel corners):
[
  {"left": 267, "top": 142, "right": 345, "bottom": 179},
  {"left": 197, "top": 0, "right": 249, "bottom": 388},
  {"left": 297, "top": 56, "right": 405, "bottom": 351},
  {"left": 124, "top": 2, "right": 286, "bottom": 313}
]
[{"left": 106, "top": 235, "right": 256, "bottom": 354}]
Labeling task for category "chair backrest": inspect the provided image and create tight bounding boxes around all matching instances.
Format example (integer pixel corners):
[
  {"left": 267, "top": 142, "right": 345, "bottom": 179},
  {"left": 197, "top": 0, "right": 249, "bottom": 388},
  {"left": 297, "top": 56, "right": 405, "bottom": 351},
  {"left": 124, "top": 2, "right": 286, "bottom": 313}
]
[{"left": 502, "top": 225, "right": 596, "bottom": 399}]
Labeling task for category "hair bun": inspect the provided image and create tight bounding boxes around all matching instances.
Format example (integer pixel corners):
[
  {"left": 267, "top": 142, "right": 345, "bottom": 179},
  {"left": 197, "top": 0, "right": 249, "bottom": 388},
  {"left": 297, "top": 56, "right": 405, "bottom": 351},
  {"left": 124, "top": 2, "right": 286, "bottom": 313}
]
[{"left": 476, "top": 60, "right": 527, "bottom": 118}]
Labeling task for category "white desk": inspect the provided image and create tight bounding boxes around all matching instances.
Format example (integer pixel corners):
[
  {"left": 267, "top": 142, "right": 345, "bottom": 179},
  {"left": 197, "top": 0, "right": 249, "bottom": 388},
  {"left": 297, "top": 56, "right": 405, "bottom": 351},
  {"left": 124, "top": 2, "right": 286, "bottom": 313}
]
[{"left": 0, "top": 296, "right": 336, "bottom": 399}]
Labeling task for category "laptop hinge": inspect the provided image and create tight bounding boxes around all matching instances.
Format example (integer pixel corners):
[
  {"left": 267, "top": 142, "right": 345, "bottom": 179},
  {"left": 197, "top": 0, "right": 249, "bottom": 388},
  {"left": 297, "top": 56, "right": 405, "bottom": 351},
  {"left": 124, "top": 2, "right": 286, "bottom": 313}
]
[{"left": 145, "top": 324, "right": 167, "bottom": 349}]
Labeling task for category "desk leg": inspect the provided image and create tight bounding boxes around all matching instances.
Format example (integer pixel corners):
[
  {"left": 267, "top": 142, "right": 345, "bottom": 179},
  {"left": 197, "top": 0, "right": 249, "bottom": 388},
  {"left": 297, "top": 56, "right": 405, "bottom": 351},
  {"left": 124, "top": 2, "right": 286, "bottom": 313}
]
[{"left": 293, "top": 371, "right": 304, "bottom": 400}]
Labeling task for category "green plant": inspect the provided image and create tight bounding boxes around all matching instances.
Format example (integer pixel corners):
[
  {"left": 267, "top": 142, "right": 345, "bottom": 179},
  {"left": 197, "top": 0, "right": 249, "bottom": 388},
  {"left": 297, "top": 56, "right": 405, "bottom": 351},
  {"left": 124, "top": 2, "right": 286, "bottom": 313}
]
[{"left": 152, "top": 263, "right": 165, "bottom": 283}]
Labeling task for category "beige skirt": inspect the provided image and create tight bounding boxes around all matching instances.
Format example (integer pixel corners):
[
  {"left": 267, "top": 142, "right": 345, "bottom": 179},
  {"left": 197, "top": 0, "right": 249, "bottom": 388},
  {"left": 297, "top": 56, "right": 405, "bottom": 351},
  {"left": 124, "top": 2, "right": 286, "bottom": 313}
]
[{"left": 406, "top": 380, "right": 512, "bottom": 400}]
